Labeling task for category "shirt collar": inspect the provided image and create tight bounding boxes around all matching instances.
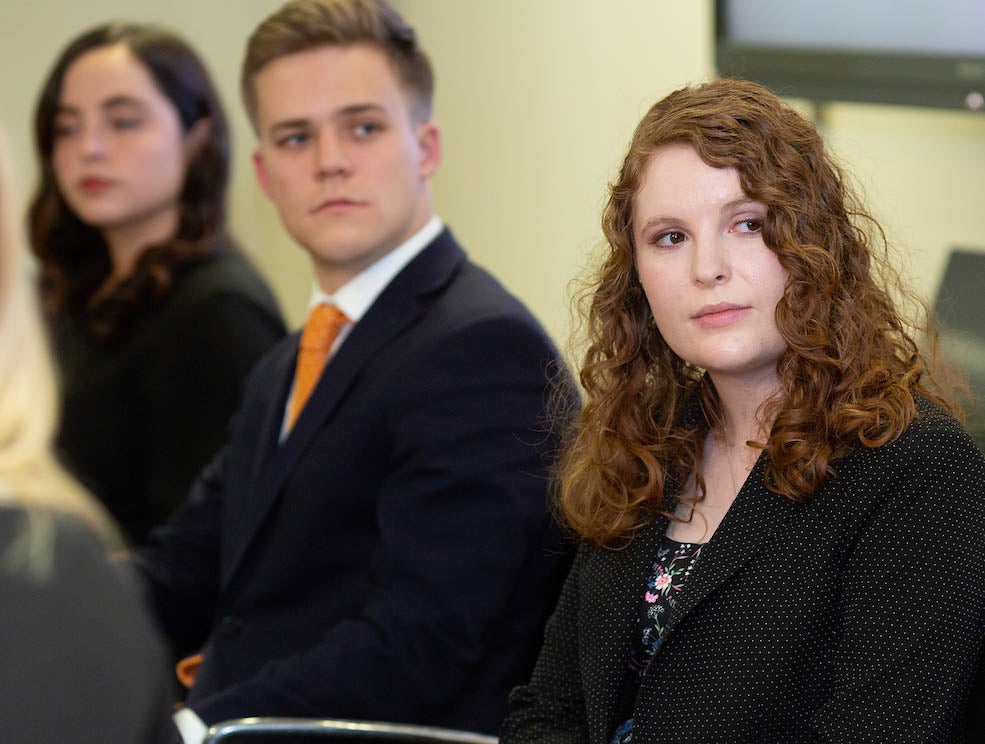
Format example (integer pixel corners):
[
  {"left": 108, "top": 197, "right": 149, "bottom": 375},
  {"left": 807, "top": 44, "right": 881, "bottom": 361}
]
[{"left": 306, "top": 215, "right": 444, "bottom": 322}]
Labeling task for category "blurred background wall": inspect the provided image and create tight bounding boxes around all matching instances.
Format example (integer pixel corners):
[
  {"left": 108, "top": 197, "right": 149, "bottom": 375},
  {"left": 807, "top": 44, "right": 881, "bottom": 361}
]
[{"left": 3, "top": 0, "right": 984, "bottom": 353}]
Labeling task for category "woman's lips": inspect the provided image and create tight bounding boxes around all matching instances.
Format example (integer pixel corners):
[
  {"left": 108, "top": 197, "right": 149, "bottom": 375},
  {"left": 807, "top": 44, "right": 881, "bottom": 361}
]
[
  {"left": 78, "top": 177, "right": 113, "bottom": 194},
  {"left": 692, "top": 302, "right": 749, "bottom": 328}
]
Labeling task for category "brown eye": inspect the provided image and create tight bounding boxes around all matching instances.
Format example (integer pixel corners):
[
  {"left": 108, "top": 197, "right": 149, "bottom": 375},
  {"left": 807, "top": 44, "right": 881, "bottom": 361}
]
[
  {"left": 654, "top": 230, "right": 687, "bottom": 247},
  {"left": 52, "top": 117, "right": 79, "bottom": 138},
  {"left": 111, "top": 117, "right": 143, "bottom": 131}
]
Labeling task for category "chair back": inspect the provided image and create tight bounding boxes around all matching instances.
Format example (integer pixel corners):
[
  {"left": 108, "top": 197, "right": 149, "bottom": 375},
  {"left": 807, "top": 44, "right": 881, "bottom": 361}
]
[{"left": 203, "top": 717, "right": 499, "bottom": 744}]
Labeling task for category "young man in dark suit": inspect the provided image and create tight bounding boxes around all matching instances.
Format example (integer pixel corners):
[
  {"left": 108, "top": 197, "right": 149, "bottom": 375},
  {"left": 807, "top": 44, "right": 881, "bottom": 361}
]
[{"left": 135, "top": 1, "right": 575, "bottom": 741}]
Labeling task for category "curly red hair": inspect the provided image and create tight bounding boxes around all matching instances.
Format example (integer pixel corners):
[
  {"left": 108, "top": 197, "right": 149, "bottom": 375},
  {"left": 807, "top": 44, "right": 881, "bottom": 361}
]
[{"left": 559, "top": 78, "right": 957, "bottom": 548}]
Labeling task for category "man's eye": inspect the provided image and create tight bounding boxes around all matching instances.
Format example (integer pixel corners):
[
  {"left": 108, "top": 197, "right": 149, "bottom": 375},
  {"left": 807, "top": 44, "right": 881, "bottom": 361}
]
[{"left": 278, "top": 132, "right": 309, "bottom": 147}]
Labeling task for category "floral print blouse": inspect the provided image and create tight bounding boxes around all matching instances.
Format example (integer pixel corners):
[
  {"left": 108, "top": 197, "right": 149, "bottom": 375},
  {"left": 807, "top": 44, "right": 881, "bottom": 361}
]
[{"left": 610, "top": 536, "right": 704, "bottom": 744}]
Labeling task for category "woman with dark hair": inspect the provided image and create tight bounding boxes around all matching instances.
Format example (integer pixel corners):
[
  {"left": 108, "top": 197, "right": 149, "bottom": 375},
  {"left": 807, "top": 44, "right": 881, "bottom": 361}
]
[
  {"left": 501, "top": 79, "right": 985, "bottom": 742},
  {"left": 30, "top": 23, "right": 285, "bottom": 544}
]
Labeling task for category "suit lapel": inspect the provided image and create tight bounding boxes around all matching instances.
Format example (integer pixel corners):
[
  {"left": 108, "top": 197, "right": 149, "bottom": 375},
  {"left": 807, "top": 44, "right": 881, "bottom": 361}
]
[
  {"left": 223, "top": 229, "right": 467, "bottom": 585},
  {"left": 584, "top": 466, "right": 799, "bottom": 733},
  {"left": 251, "top": 342, "right": 297, "bottom": 480},
  {"left": 659, "top": 452, "right": 801, "bottom": 640}
]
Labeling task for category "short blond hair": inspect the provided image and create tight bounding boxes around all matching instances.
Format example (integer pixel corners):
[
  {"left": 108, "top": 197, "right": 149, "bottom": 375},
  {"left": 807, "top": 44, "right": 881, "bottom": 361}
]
[{"left": 241, "top": 0, "right": 434, "bottom": 127}]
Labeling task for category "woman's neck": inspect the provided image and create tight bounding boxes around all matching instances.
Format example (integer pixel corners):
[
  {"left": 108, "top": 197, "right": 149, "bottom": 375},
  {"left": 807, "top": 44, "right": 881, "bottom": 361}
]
[
  {"left": 665, "top": 374, "right": 780, "bottom": 544},
  {"left": 709, "top": 372, "right": 781, "bottom": 449},
  {"left": 101, "top": 208, "right": 179, "bottom": 284}
]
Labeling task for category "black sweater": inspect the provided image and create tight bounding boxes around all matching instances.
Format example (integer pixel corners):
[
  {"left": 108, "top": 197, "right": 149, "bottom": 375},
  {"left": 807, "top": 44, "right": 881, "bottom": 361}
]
[{"left": 52, "top": 250, "right": 285, "bottom": 544}]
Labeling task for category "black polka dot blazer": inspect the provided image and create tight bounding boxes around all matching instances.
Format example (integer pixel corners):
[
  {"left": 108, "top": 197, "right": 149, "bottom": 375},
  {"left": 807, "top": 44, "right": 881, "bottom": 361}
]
[{"left": 502, "top": 397, "right": 985, "bottom": 743}]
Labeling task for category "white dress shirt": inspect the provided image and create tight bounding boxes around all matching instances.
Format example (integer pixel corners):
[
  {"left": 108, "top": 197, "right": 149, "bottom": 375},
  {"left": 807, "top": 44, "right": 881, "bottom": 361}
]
[{"left": 278, "top": 215, "right": 443, "bottom": 438}]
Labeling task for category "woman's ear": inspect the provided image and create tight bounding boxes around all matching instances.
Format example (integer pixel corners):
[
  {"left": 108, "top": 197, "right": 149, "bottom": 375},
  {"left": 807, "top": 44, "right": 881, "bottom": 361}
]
[{"left": 183, "top": 117, "right": 213, "bottom": 163}]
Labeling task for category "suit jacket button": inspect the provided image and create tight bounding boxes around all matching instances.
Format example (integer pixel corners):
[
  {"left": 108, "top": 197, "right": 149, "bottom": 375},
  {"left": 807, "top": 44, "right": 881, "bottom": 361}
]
[{"left": 218, "top": 615, "right": 243, "bottom": 637}]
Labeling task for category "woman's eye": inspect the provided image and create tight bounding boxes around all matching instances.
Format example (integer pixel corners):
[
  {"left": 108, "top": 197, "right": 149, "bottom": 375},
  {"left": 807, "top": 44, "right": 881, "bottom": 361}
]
[
  {"left": 654, "top": 231, "right": 687, "bottom": 247},
  {"left": 52, "top": 118, "right": 78, "bottom": 137},
  {"left": 111, "top": 118, "right": 143, "bottom": 131},
  {"left": 736, "top": 219, "right": 763, "bottom": 233}
]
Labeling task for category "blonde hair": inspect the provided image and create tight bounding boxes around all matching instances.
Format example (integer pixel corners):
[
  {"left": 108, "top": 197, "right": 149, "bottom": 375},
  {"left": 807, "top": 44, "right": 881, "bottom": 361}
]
[{"left": 0, "top": 134, "right": 117, "bottom": 572}]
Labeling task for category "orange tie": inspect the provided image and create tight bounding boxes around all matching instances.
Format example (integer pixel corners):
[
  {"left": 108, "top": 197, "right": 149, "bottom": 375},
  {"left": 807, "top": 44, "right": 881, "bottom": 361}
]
[{"left": 287, "top": 304, "right": 349, "bottom": 431}]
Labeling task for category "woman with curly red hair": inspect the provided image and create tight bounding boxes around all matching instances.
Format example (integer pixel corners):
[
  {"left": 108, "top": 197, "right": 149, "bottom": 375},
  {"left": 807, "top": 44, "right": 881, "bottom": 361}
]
[{"left": 502, "top": 79, "right": 985, "bottom": 743}]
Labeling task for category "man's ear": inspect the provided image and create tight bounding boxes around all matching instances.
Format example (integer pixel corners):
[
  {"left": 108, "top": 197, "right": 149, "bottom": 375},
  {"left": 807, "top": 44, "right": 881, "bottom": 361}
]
[
  {"left": 416, "top": 122, "right": 442, "bottom": 180},
  {"left": 252, "top": 149, "right": 272, "bottom": 197},
  {"left": 183, "top": 117, "right": 213, "bottom": 162}
]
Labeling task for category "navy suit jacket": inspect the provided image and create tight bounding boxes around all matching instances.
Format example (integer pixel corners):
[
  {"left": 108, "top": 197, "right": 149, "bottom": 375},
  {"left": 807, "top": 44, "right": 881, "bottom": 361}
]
[{"left": 136, "top": 229, "right": 574, "bottom": 733}]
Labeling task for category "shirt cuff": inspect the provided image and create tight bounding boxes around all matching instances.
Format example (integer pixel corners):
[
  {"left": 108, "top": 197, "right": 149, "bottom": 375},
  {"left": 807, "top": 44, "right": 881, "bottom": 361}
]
[{"left": 173, "top": 707, "right": 209, "bottom": 744}]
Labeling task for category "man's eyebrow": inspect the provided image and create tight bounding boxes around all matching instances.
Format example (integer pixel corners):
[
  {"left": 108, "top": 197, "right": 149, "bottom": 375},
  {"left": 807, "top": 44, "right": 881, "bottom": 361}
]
[
  {"left": 333, "top": 103, "right": 387, "bottom": 118},
  {"left": 266, "top": 103, "right": 389, "bottom": 137},
  {"left": 268, "top": 118, "right": 311, "bottom": 137}
]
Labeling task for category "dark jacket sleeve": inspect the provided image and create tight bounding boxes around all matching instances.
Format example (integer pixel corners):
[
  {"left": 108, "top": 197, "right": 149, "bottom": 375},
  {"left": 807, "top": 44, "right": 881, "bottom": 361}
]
[{"left": 133, "top": 446, "right": 227, "bottom": 657}]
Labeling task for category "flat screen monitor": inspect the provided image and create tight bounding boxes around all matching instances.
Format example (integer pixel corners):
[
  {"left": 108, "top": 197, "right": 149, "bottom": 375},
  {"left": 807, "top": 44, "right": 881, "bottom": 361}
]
[
  {"left": 934, "top": 249, "right": 985, "bottom": 453},
  {"left": 715, "top": 0, "right": 985, "bottom": 111}
]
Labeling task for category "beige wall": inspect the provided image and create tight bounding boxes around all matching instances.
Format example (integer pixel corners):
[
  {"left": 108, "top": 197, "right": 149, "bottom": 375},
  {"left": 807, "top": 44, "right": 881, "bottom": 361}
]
[
  {"left": 3, "top": 0, "right": 984, "bottom": 344},
  {"left": 406, "top": 0, "right": 714, "bottom": 348},
  {"left": 408, "top": 0, "right": 985, "bottom": 350}
]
